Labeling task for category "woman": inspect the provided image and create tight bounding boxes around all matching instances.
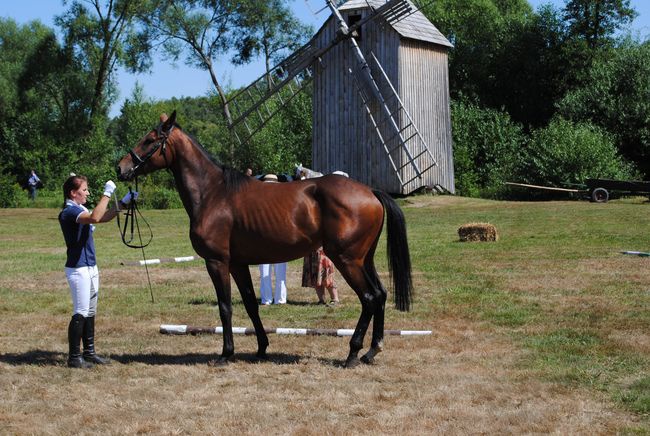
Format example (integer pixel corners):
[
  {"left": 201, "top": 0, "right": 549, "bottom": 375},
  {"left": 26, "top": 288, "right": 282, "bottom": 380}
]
[
  {"left": 59, "top": 175, "right": 136, "bottom": 368},
  {"left": 302, "top": 247, "right": 340, "bottom": 306},
  {"left": 298, "top": 167, "right": 343, "bottom": 306}
]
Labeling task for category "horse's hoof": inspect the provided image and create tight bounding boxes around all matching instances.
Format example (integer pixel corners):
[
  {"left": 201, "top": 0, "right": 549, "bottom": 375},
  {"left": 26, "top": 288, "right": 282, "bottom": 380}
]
[
  {"left": 343, "top": 356, "right": 361, "bottom": 368},
  {"left": 360, "top": 354, "right": 375, "bottom": 365},
  {"left": 256, "top": 350, "right": 268, "bottom": 360}
]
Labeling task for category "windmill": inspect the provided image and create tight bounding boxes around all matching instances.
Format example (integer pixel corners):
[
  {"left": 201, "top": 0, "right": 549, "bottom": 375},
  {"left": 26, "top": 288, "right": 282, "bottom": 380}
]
[{"left": 226, "top": 0, "right": 454, "bottom": 194}]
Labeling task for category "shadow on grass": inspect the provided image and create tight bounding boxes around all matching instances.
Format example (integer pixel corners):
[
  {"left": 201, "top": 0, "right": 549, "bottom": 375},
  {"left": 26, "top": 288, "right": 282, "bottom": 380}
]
[
  {"left": 1, "top": 350, "right": 344, "bottom": 367},
  {"left": 0, "top": 350, "right": 65, "bottom": 366}
]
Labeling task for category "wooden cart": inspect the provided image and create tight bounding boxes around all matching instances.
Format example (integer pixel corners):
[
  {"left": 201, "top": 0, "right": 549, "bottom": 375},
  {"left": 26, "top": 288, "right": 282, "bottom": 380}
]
[{"left": 506, "top": 179, "right": 650, "bottom": 203}]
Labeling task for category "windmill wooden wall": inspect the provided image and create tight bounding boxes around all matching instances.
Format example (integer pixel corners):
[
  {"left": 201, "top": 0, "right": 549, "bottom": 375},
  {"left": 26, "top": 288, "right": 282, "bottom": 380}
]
[{"left": 311, "top": 2, "right": 455, "bottom": 194}]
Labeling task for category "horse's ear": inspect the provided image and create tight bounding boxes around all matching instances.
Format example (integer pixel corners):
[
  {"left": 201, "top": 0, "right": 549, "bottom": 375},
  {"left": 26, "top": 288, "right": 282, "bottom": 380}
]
[{"left": 161, "top": 110, "right": 176, "bottom": 133}]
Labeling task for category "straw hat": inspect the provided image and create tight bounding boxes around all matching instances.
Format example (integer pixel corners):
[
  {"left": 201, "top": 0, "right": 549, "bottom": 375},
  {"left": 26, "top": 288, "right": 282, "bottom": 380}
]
[{"left": 262, "top": 174, "right": 278, "bottom": 182}]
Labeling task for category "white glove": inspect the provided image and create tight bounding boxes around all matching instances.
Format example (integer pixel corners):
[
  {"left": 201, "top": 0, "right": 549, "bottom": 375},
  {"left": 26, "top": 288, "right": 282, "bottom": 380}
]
[
  {"left": 103, "top": 180, "right": 116, "bottom": 197},
  {"left": 120, "top": 191, "right": 139, "bottom": 205}
]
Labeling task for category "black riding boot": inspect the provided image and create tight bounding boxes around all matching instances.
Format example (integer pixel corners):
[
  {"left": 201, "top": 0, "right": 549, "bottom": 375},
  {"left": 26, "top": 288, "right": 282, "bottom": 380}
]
[
  {"left": 68, "top": 314, "right": 93, "bottom": 368},
  {"left": 82, "top": 316, "right": 111, "bottom": 365}
]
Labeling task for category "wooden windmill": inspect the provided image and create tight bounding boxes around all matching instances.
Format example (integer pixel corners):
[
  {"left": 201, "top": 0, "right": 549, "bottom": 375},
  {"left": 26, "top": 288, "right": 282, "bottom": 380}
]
[{"left": 226, "top": 0, "right": 454, "bottom": 195}]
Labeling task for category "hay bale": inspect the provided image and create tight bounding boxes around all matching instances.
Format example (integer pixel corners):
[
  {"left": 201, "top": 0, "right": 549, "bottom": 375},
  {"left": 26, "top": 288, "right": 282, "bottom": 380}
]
[{"left": 458, "top": 222, "right": 499, "bottom": 242}]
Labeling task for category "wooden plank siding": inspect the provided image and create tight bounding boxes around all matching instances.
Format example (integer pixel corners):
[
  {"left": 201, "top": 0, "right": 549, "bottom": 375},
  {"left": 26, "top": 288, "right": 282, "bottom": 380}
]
[
  {"left": 398, "top": 40, "right": 455, "bottom": 193},
  {"left": 311, "top": 8, "right": 454, "bottom": 194}
]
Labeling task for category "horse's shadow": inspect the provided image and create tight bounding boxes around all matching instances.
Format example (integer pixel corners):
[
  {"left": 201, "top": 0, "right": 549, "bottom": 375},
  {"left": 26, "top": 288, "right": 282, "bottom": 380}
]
[
  {"left": 0, "top": 350, "right": 342, "bottom": 367},
  {"left": 188, "top": 298, "right": 324, "bottom": 307}
]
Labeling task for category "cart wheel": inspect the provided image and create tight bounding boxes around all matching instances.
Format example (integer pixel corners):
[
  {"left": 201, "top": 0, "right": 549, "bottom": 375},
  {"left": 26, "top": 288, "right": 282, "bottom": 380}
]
[{"left": 591, "top": 187, "right": 609, "bottom": 203}]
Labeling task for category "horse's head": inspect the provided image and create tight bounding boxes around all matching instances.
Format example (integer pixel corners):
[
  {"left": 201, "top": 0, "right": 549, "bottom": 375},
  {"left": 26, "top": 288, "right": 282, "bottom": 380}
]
[{"left": 117, "top": 111, "right": 177, "bottom": 181}]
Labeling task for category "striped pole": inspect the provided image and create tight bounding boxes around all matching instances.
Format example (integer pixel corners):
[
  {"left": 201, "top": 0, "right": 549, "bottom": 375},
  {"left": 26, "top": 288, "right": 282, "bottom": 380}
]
[
  {"left": 621, "top": 251, "right": 650, "bottom": 257},
  {"left": 121, "top": 256, "right": 198, "bottom": 266},
  {"left": 160, "top": 324, "right": 432, "bottom": 337}
]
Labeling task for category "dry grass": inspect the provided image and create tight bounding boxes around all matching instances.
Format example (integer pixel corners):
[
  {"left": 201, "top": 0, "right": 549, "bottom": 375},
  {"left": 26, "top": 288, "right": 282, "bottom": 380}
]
[
  {"left": 1, "top": 310, "right": 636, "bottom": 435},
  {"left": 1, "top": 198, "right": 648, "bottom": 434}
]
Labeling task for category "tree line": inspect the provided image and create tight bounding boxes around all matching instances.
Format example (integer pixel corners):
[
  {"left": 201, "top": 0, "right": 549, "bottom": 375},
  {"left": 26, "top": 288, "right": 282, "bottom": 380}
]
[{"left": 1, "top": 0, "right": 648, "bottom": 206}]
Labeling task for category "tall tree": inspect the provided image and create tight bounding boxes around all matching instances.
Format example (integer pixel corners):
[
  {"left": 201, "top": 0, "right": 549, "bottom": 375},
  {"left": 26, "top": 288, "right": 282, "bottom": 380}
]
[
  {"left": 231, "top": 0, "right": 312, "bottom": 89},
  {"left": 137, "top": 0, "right": 237, "bottom": 131},
  {"left": 563, "top": 0, "right": 637, "bottom": 50},
  {"left": 0, "top": 18, "right": 91, "bottom": 185},
  {"left": 558, "top": 38, "right": 650, "bottom": 177},
  {"left": 56, "top": 0, "right": 152, "bottom": 122},
  {"left": 422, "top": 0, "right": 533, "bottom": 102}
]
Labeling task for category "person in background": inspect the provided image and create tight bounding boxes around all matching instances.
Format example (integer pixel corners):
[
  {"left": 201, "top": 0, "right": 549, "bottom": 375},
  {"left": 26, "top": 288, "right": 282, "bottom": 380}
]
[
  {"left": 27, "top": 169, "right": 41, "bottom": 201},
  {"left": 59, "top": 174, "right": 137, "bottom": 368},
  {"left": 245, "top": 168, "right": 253, "bottom": 177},
  {"left": 258, "top": 173, "right": 287, "bottom": 305},
  {"left": 302, "top": 247, "right": 340, "bottom": 306},
  {"left": 299, "top": 168, "right": 347, "bottom": 306}
]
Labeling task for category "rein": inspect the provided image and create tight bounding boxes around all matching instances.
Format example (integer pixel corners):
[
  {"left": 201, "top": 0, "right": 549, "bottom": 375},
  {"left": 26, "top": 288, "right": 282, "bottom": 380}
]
[
  {"left": 118, "top": 122, "right": 176, "bottom": 304},
  {"left": 116, "top": 178, "right": 155, "bottom": 303}
]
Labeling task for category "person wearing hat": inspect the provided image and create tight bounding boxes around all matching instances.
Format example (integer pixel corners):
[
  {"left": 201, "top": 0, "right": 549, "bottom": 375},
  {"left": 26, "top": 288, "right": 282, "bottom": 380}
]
[{"left": 258, "top": 174, "right": 287, "bottom": 305}]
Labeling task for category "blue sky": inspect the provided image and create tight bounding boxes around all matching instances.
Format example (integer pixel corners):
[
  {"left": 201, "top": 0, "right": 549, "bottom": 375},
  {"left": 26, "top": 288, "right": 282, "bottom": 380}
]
[{"left": 2, "top": 0, "right": 649, "bottom": 117}]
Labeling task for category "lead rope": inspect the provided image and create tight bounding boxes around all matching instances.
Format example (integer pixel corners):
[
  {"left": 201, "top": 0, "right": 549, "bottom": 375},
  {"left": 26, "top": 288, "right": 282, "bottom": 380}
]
[{"left": 116, "top": 177, "right": 155, "bottom": 303}]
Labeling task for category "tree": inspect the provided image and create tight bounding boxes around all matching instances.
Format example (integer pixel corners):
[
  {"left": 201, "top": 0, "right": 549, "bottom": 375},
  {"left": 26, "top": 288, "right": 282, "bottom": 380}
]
[
  {"left": 0, "top": 18, "right": 89, "bottom": 187},
  {"left": 558, "top": 39, "right": 650, "bottom": 177},
  {"left": 422, "top": 0, "right": 533, "bottom": 101},
  {"left": 136, "top": 0, "right": 238, "bottom": 135},
  {"left": 563, "top": 0, "right": 637, "bottom": 50},
  {"left": 231, "top": 0, "right": 312, "bottom": 88},
  {"left": 56, "top": 0, "right": 152, "bottom": 122}
]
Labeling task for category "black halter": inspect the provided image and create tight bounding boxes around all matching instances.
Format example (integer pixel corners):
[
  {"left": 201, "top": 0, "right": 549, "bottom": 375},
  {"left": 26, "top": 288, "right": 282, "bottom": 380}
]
[{"left": 129, "top": 123, "right": 173, "bottom": 173}]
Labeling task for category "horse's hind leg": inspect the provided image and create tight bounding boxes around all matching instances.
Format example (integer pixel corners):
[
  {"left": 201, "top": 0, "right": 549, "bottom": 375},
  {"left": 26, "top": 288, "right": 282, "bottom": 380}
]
[
  {"left": 230, "top": 264, "right": 269, "bottom": 359},
  {"left": 331, "top": 260, "right": 378, "bottom": 368},
  {"left": 361, "top": 261, "right": 387, "bottom": 365}
]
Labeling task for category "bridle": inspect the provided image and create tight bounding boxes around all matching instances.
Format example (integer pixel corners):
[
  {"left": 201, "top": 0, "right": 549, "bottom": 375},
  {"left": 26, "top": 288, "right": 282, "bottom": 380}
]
[{"left": 128, "top": 123, "right": 174, "bottom": 174}]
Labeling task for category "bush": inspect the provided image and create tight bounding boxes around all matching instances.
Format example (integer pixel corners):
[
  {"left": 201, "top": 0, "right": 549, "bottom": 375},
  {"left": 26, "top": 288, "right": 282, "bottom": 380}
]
[
  {"left": 146, "top": 188, "right": 183, "bottom": 209},
  {"left": 518, "top": 118, "right": 637, "bottom": 189},
  {"left": 451, "top": 100, "right": 526, "bottom": 198},
  {"left": 0, "top": 177, "right": 23, "bottom": 208},
  {"left": 558, "top": 39, "right": 650, "bottom": 177}
]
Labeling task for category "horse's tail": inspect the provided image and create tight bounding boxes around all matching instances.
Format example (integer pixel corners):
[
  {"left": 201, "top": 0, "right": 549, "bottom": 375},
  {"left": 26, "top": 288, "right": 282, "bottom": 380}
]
[{"left": 373, "top": 190, "right": 412, "bottom": 312}]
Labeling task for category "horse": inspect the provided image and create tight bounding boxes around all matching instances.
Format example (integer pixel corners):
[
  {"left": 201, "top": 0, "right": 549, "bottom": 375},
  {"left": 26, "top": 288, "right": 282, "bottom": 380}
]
[
  {"left": 295, "top": 163, "right": 323, "bottom": 180},
  {"left": 116, "top": 112, "right": 412, "bottom": 367}
]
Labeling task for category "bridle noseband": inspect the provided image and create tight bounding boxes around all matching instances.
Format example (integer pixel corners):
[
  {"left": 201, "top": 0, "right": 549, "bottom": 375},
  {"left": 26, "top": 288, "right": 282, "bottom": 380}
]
[{"left": 129, "top": 123, "right": 174, "bottom": 174}]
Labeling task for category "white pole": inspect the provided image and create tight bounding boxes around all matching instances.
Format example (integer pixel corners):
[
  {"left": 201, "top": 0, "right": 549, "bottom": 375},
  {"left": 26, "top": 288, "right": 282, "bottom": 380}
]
[{"left": 160, "top": 325, "right": 432, "bottom": 336}]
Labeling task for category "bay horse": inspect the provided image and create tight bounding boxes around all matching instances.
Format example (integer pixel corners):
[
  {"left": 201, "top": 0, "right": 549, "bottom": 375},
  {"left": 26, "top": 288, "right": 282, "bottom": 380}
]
[{"left": 116, "top": 112, "right": 412, "bottom": 367}]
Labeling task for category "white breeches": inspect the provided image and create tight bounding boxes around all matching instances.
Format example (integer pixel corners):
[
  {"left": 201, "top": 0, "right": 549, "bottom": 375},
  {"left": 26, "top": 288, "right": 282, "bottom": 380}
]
[
  {"left": 259, "top": 263, "right": 287, "bottom": 304},
  {"left": 65, "top": 265, "right": 99, "bottom": 317}
]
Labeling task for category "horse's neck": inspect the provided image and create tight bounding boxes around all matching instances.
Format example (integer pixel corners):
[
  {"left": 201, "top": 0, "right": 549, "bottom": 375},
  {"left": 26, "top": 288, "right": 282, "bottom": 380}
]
[{"left": 170, "top": 137, "right": 224, "bottom": 220}]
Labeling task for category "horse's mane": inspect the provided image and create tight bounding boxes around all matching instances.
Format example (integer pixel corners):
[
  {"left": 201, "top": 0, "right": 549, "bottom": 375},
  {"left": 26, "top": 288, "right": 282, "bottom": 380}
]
[{"left": 181, "top": 127, "right": 253, "bottom": 193}]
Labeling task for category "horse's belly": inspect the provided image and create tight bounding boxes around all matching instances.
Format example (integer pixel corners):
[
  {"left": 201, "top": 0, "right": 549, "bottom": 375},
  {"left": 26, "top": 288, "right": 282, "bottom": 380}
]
[{"left": 229, "top": 233, "right": 319, "bottom": 265}]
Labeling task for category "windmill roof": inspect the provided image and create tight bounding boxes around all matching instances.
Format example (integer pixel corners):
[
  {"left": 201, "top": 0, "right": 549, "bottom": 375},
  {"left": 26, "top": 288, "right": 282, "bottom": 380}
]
[{"left": 338, "top": 0, "right": 453, "bottom": 48}]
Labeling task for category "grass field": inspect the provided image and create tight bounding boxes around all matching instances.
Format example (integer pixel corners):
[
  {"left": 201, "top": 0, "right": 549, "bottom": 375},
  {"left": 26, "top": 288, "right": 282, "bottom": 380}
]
[{"left": 1, "top": 195, "right": 648, "bottom": 434}]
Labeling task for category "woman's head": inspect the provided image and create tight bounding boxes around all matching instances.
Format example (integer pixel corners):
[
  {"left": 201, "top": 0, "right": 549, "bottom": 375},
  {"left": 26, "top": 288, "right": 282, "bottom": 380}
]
[{"left": 62, "top": 175, "right": 89, "bottom": 206}]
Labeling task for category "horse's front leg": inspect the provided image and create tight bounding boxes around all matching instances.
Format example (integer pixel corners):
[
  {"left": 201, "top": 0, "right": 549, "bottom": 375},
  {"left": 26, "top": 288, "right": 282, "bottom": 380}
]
[
  {"left": 230, "top": 264, "right": 269, "bottom": 359},
  {"left": 205, "top": 259, "right": 234, "bottom": 363}
]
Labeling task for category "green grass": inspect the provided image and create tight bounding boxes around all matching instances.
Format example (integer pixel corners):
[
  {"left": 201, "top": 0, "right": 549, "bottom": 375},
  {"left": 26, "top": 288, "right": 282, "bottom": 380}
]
[{"left": 1, "top": 196, "right": 649, "bottom": 426}]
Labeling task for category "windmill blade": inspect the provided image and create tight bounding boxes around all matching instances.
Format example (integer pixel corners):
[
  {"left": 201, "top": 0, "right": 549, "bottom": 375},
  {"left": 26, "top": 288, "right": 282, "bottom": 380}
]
[
  {"left": 226, "top": 39, "right": 321, "bottom": 145},
  {"left": 226, "top": 0, "right": 418, "bottom": 146},
  {"left": 348, "top": 51, "right": 437, "bottom": 189},
  {"left": 325, "top": 0, "right": 436, "bottom": 188}
]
